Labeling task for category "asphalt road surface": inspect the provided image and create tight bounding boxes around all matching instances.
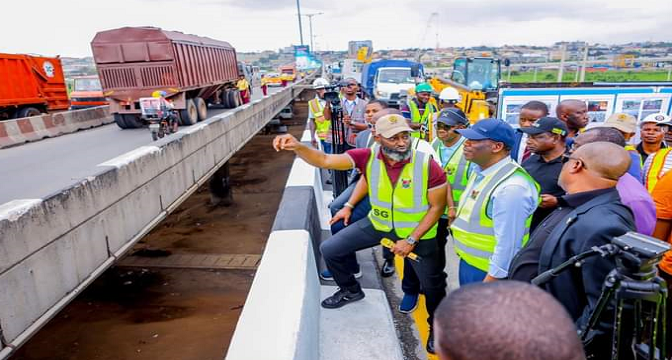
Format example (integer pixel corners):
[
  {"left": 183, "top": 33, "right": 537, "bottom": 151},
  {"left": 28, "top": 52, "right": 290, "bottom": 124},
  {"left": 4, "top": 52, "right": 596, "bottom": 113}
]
[{"left": 0, "top": 87, "right": 282, "bottom": 205}]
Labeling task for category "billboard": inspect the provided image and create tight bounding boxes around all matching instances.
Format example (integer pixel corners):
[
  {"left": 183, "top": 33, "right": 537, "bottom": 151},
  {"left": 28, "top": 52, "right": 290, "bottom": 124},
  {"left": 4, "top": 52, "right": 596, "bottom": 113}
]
[
  {"left": 294, "top": 45, "right": 321, "bottom": 70},
  {"left": 348, "top": 40, "right": 373, "bottom": 58}
]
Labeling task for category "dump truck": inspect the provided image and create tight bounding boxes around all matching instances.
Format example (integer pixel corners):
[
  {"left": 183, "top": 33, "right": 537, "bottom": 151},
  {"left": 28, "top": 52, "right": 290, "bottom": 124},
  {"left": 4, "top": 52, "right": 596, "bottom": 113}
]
[
  {"left": 69, "top": 75, "right": 107, "bottom": 109},
  {"left": 0, "top": 53, "right": 69, "bottom": 120},
  {"left": 91, "top": 26, "right": 241, "bottom": 129}
]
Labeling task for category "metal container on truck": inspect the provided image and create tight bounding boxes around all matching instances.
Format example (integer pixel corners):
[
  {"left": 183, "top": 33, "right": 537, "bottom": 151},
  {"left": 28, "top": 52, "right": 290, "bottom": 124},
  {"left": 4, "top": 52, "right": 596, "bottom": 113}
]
[
  {"left": 0, "top": 53, "right": 69, "bottom": 119},
  {"left": 91, "top": 27, "right": 241, "bottom": 129},
  {"left": 69, "top": 75, "right": 107, "bottom": 109}
]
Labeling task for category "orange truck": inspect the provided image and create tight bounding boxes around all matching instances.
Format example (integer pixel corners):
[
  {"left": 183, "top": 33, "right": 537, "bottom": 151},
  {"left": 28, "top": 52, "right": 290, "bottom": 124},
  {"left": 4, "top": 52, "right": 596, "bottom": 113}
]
[
  {"left": 279, "top": 64, "right": 297, "bottom": 82},
  {"left": 69, "top": 75, "right": 107, "bottom": 109},
  {"left": 0, "top": 53, "right": 69, "bottom": 119}
]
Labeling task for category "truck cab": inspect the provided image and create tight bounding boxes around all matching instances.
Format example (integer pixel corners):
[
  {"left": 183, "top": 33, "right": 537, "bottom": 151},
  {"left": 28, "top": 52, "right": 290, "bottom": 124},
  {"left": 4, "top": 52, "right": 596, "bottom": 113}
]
[
  {"left": 373, "top": 67, "right": 421, "bottom": 108},
  {"left": 451, "top": 57, "right": 501, "bottom": 91},
  {"left": 69, "top": 75, "right": 106, "bottom": 109}
]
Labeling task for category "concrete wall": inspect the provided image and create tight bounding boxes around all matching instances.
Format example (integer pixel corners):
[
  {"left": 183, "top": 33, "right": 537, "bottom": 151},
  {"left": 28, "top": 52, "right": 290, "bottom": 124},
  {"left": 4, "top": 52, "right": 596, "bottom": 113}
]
[
  {"left": 0, "top": 106, "right": 113, "bottom": 149},
  {"left": 0, "top": 81, "right": 307, "bottom": 359},
  {"left": 226, "top": 130, "right": 325, "bottom": 360}
]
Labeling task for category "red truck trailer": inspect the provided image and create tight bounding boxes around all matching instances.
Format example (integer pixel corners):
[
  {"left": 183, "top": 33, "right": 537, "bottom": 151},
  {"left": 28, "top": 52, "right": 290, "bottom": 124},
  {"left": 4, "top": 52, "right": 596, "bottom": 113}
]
[
  {"left": 91, "top": 27, "right": 242, "bottom": 129},
  {"left": 0, "top": 53, "right": 69, "bottom": 120}
]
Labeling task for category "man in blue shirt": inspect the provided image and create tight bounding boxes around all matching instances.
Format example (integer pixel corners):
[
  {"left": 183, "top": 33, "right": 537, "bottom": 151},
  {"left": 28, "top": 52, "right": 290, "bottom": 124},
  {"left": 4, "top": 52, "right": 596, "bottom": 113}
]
[{"left": 451, "top": 119, "right": 540, "bottom": 284}]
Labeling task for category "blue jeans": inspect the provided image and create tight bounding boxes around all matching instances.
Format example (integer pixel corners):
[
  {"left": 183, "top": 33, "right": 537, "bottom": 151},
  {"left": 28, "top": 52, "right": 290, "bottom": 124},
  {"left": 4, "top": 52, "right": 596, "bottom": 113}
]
[
  {"left": 320, "top": 140, "right": 332, "bottom": 154},
  {"left": 458, "top": 259, "right": 487, "bottom": 285}
]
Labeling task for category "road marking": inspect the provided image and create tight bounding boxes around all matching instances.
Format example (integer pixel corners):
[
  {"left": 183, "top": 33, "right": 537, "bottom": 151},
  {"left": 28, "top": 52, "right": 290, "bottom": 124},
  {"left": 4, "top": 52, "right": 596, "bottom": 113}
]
[{"left": 117, "top": 253, "right": 262, "bottom": 270}]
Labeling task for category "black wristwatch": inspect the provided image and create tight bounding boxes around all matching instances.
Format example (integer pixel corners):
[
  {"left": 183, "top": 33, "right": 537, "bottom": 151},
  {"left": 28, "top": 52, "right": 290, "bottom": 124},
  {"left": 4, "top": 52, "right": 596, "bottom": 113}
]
[{"left": 405, "top": 236, "right": 418, "bottom": 246}]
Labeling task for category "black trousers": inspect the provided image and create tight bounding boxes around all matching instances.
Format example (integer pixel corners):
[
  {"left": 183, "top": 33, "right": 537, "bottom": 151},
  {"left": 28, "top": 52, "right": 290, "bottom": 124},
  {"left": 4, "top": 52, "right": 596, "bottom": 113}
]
[
  {"left": 402, "top": 218, "right": 449, "bottom": 295},
  {"left": 320, "top": 217, "right": 447, "bottom": 325}
]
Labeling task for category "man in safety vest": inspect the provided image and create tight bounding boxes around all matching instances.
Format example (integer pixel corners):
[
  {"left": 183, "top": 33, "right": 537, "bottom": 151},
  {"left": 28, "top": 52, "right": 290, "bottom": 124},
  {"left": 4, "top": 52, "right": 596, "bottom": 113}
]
[
  {"left": 273, "top": 114, "right": 448, "bottom": 354},
  {"left": 308, "top": 78, "right": 331, "bottom": 152},
  {"left": 403, "top": 83, "right": 437, "bottom": 141},
  {"left": 642, "top": 114, "right": 672, "bottom": 192},
  {"left": 451, "top": 119, "right": 539, "bottom": 285}
]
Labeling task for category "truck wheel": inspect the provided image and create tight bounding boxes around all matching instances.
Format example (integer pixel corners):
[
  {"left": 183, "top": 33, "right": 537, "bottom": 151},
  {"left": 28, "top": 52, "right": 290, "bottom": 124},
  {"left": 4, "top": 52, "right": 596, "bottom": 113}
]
[
  {"left": 123, "top": 114, "right": 143, "bottom": 128},
  {"left": 227, "top": 91, "right": 239, "bottom": 108},
  {"left": 221, "top": 90, "right": 231, "bottom": 109},
  {"left": 180, "top": 99, "right": 198, "bottom": 125},
  {"left": 114, "top": 114, "right": 128, "bottom": 129},
  {"left": 17, "top": 107, "right": 41, "bottom": 118},
  {"left": 195, "top": 97, "right": 208, "bottom": 121}
]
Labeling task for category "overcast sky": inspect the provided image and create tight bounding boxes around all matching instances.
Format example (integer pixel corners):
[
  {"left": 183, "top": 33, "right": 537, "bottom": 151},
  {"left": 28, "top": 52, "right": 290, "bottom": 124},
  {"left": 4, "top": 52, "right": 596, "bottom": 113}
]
[{"left": 2, "top": 0, "right": 671, "bottom": 57}]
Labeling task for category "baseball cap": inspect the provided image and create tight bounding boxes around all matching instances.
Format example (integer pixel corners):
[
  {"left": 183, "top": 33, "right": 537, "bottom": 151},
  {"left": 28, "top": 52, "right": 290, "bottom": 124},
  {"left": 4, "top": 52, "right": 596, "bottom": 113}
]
[
  {"left": 520, "top": 117, "right": 568, "bottom": 136},
  {"left": 456, "top": 118, "right": 516, "bottom": 148},
  {"left": 600, "top": 113, "right": 637, "bottom": 134},
  {"left": 436, "top": 108, "right": 469, "bottom": 126},
  {"left": 375, "top": 114, "right": 413, "bottom": 138},
  {"left": 641, "top": 113, "right": 670, "bottom": 125}
]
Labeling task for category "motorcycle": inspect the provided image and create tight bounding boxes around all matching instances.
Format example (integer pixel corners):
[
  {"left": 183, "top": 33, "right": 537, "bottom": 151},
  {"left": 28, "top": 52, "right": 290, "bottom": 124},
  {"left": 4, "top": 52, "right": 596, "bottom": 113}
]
[{"left": 139, "top": 97, "right": 179, "bottom": 141}]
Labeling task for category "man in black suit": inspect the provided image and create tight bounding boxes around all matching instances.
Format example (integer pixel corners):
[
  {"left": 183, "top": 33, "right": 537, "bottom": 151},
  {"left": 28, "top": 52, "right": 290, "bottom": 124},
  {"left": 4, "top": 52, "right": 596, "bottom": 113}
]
[{"left": 509, "top": 141, "right": 635, "bottom": 359}]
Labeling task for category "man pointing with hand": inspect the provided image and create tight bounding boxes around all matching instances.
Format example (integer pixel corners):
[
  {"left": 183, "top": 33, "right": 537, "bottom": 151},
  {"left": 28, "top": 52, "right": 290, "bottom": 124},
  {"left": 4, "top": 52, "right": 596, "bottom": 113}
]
[{"left": 273, "top": 114, "right": 447, "bottom": 354}]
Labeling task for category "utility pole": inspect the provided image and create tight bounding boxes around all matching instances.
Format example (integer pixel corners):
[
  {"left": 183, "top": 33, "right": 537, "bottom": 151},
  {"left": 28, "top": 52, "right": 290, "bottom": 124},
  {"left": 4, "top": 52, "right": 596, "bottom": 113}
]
[
  {"left": 302, "top": 12, "right": 323, "bottom": 51},
  {"left": 579, "top": 44, "right": 589, "bottom": 82},
  {"left": 557, "top": 43, "right": 566, "bottom": 83},
  {"left": 296, "top": 0, "right": 304, "bottom": 45}
]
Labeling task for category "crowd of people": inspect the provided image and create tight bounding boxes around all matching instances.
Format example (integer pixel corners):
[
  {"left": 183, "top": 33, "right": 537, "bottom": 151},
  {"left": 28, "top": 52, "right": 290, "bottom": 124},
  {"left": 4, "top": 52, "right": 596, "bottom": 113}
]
[{"left": 273, "top": 77, "right": 672, "bottom": 359}]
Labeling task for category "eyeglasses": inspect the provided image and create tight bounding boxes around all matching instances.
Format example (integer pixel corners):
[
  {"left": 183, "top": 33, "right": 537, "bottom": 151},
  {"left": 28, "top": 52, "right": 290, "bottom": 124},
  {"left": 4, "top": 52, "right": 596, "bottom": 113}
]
[{"left": 562, "top": 154, "right": 587, "bottom": 170}]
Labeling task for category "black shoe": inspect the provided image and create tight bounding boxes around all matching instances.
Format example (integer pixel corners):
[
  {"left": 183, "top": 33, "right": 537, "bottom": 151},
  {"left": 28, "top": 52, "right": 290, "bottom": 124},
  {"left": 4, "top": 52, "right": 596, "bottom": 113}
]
[
  {"left": 426, "top": 328, "right": 435, "bottom": 354},
  {"left": 321, "top": 288, "right": 365, "bottom": 309},
  {"left": 381, "top": 259, "right": 395, "bottom": 278}
]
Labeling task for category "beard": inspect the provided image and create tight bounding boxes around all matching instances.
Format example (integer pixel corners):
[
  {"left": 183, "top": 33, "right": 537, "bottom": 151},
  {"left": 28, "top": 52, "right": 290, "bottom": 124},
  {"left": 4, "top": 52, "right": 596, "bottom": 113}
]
[{"left": 382, "top": 145, "right": 412, "bottom": 162}]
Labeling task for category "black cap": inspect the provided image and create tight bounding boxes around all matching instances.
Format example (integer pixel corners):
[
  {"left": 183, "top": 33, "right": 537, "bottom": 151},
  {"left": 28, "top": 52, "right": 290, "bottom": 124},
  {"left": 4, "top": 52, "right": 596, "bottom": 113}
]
[
  {"left": 436, "top": 108, "right": 469, "bottom": 126},
  {"left": 520, "top": 117, "right": 568, "bottom": 136}
]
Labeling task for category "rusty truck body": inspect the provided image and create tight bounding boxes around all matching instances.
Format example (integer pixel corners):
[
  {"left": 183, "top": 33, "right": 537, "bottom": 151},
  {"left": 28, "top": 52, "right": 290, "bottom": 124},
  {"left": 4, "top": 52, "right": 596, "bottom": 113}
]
[{"left": 91, "top": 27, "right": 241, "bottom": 129}]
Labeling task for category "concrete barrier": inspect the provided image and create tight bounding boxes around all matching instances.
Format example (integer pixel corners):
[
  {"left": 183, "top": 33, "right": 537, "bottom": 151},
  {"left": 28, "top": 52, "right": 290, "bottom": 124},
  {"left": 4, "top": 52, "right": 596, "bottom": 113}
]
[
  {"left": 0, "top": 106, "right": 113, "bottom": 149},
  {"left": 225, "top": 230, "right": 320, "bottom": 360},
  {"left": 0, "top": 81, "right": 307, "bottom": 359}
]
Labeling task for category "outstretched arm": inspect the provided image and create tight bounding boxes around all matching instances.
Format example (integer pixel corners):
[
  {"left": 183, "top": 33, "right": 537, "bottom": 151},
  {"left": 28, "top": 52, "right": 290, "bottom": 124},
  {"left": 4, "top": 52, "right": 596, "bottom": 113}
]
[{"left": 273, "top": 134, "right": 353, "bottom": 170}]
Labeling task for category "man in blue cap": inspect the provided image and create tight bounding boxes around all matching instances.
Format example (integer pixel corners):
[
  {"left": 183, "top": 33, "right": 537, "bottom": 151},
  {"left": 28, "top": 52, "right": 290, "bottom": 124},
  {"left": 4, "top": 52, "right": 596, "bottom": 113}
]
[{"left": 450, "top": 119, "right": 540, "bottom": 284}]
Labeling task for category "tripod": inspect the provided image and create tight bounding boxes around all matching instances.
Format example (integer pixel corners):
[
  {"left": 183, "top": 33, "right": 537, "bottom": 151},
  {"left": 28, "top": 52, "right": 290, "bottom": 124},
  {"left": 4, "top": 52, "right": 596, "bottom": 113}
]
[
  {"left": 533, "top": 243, "right": 668, "bottom": 360},
  {"left": 329, "top": 100, "right": 349, "bottom": 197}
]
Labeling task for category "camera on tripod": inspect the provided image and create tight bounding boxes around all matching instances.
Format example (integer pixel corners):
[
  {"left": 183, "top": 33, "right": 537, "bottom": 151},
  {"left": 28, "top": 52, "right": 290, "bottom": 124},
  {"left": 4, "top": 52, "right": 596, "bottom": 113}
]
[{"left": 533, "top": 232, "right": 670, "bottom": 360}]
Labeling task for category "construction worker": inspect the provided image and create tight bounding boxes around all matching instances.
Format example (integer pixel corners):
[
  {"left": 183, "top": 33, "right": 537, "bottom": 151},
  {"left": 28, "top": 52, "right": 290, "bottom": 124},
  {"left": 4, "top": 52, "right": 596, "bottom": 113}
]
[
  {"left": 308, "top": 78, "right": 331, "bottom": 153},
  {"left": 643, "top": 146, "right": 672, "bottom": 193},
  {"left": 237, "top": 75, "right": 250, "bottom": 104},
  {"left": 450, "top": 119, "right": 540, "bottom": 285},
  {"left": 437, "top": 87, "right": 461, "bottom": 110},
  {"left": 260, "top": 74, "right": 268, "bottom": 96},
  {"left": 272, "top": 114, "right": 448, "bottom": 354},
  {"left": 637, "top": 113, "right": 668, "bottom": 164},
  {"left": 403, "top": 83, "right": 437, "bottom": 141},
  {"left": 597, "top": 112, "right": 643, "bottom": 179}
]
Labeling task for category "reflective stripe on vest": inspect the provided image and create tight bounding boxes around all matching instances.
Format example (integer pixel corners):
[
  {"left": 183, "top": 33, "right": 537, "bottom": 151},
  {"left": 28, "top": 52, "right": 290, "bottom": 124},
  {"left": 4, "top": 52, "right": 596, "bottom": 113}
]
[
  {"left": 645, "top": 148, "right": 672, "bottom": 192},
  {"left": 409, "top": 100, "right": 435, "bottom": 140},
  {"left": 309, "top": 98, "right": 330, "bottom": 140},
  {"left": 366, "top": 148, "right": 437, "bottom": 239},
  {"left": 431, "top": 137, "right": 470, "bottom": 206},
  {"left": 450, "top": 162, "right": 538, "bottom": 272}
]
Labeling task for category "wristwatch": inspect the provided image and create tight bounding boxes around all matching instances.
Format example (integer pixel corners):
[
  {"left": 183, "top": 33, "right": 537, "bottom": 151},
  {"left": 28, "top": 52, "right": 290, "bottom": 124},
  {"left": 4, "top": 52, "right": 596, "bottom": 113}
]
[{"left": 405, "top": 236, "right": 418, "bottom": 246}]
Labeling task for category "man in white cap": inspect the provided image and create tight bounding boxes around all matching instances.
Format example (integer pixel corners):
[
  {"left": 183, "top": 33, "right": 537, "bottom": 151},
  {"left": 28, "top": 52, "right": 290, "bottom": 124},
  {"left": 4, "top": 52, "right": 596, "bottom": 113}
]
[
  {"left": 642, "top": 113, "right": 672, "bottom": 192},
  {"left": 273, "top": 114, "right": 448, "bottom": 354},
  {"left": 598, "top": 112, "right": 643, "bottom": 179},
  {"left": 637, "top": 113, "right": 667, "bottom": 164}
]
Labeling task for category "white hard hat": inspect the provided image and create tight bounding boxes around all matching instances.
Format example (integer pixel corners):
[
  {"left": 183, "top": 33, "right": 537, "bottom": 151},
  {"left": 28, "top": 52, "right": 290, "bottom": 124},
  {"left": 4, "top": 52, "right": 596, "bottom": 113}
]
[
  {"left": 641, "top": 112, "right": 671, "bottom": 125},
  {"left": 313, "top": 78, "right": 329, "bottom": 89},
  {"left": 439, "top": 87, "right": 461, "bottom": 102},
  {"left": 468, "top": 81, "right": 483, "bottom": 91}
]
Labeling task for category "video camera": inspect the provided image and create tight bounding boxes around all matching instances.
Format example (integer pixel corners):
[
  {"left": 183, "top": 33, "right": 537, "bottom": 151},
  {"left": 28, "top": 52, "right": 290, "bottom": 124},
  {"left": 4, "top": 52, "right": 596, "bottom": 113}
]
[{"left": 533, "top": 232, "right": 670, "bottom": 360}]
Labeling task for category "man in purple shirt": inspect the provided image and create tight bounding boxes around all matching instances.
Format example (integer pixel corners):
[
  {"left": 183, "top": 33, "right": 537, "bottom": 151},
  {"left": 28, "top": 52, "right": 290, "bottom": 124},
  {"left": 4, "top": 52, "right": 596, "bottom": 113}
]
[{"left": 573, "top": 128, "right": 656, "bottom": 235}]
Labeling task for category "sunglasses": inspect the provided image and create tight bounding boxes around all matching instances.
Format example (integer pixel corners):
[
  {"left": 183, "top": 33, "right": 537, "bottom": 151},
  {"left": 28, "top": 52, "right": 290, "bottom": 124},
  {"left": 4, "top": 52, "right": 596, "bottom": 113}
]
[{"left": 562, "top": 154, "right": 587, "bottom": 170}]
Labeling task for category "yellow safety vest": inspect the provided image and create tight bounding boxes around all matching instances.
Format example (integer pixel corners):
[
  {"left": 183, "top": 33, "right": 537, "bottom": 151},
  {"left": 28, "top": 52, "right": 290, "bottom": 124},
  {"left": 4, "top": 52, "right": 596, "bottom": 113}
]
[
  {"left": 309, "top": 98, "right": 330, "bottom": 141},
  {"left": 450, "top": 162, "right": 539, "bottom": 272},
  {"left": 409, "top": 100, "right": 435, "bottom": 140},
  {"left": 431, "top": 137, "right": 470, "bottom": 206},
  {"left": 366, "top": 147, "right": 437, "bottom": 239},
  {"left": 645, "top": 148, "right": 672, "bottom": 193}
]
